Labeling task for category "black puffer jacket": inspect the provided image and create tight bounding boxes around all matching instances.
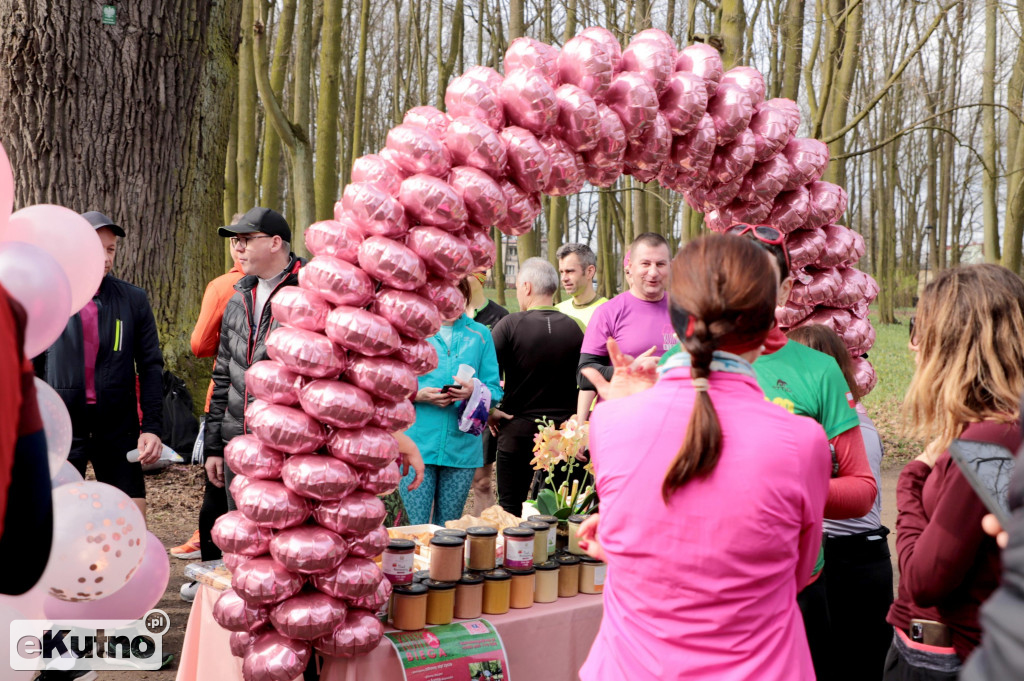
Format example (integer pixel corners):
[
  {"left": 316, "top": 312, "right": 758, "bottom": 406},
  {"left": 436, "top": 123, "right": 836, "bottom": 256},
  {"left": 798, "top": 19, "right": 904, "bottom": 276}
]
[
  {"left": 35, "top": 275, "right": 163, "bottom": 444},
  {"left": 205, "top": 255, "right": 304, "bottom": 457}
]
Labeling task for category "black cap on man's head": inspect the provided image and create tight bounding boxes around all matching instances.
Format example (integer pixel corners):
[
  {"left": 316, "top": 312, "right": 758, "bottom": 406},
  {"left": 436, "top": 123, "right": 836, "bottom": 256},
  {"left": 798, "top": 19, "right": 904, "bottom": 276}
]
[
  {"left": 81, "top": 211, "right": 126, "bottom": 237},
  {"left": 219, "top": 207, "right": 291, "bottom": 242}
]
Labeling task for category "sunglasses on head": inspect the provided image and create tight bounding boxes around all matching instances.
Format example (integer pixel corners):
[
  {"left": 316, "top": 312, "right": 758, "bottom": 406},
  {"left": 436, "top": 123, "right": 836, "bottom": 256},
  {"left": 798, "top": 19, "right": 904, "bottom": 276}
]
[{"left": 726, "top": 223, "right": 791, "bottom": 273}]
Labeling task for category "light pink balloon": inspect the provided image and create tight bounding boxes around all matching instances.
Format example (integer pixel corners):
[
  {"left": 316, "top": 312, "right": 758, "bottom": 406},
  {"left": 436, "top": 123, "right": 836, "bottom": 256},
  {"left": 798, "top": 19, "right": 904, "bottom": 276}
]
[
  {"left": 624, "top": 112, "right": 671, "bottom": 178},
  {"left": 705, "top": 198, "right": 772, "bottom": 232},
  {"left": 298, "top": 255, "right": 375, "bottom": 307},
  {"left": 552, "top": 83, "right": 602, "bottom": 153},
  {"left": 391, "top": 336, "right": 439, "bottom": 376},
  {"left": 448, "top": 166, "right": 508, "bottom": 228},
  {"left": 314, "top": 492, "right": 388, "bottom": 538},
  {"left": 270, "top": 591, "right": 347, "bottom": 641},
  {"left": 242, "top": 630, "right": 311, "bottom": 681},
  {"left": 346, "top": 355, "right": 419, "bottom": 402},
  {"left": 0, "top": 142, "right": 12, "bottom": 232},
  {"left": 265, "top": 326, "right": 347, "bottom": 379},
  {"left": 684, "top": 175, "right": 744, "bottom": 213},
  {"left": 230, "top": 472, "right": 255, "bottom": 501},
  {"left": 397, "top": 174, "right": 467, "bottom": 231},
  {"left": 504, "top": 37, "right": 561, "bottom": 84},
  {"left": 372, "top": 288, "right": 442, "bottom": 340},
  {"left": 558, "top": 35, "right": 615, "bottom": 100},
  {"left": 789, "top": 268, "right": 841, "bottom": 307},
  {"left": 577, "top": 26, "right": 622, "bottom": 66},
  {"left": 298, "top": 378, "right": 376, "bottom": 430},
  {"left": 785, "top": 228, "right": 828, "bottom": 270},
  {"left": 223, "top": 552, "right": 252, "bottom": 573},
  {"left": 224, "top": 434, "right": 287, "bottom": 480},
  {"left": 406, "top": 225, "right": 474, "bottom": 281},
  {"left": 419, "top": 278, "right": 466, "bottom": 320},
  {"left": 582, "top": 103, "right": 628, "bottom": 177},
  {"left": 444, "top": 74, "right": 505, "bottom": 130},
  {"left": 312, "top": 557, "right": 384, "bottom": 600},
  {"left": 850, "top": 230, "right": 867, "bottom": 265},
  {"left": 361, "top": 462, "right": 402, "bottom": 495},
  {"left": 707, "top": 127, "right": 757, "bottom": 185},
  {"left": 444, "top": 117, "right": 508, "bottom": 179},
  {"left": 852, "top": 356, "right": 877, "bottom": 396},
  {"left": 348, "top": 526, "right": 391, "bottom": 560},
  {"left": 357, "top": 236, "right": 428, "bottom": 291},
  {"left": 230, "top": 631, "right": 255, "bottom": 658},
  {"left": 402, "top": 106, "right": 452, "bottom": 138},
  {"left": 369, "top": 398, "right": 416, "bottom": 432},
  {"left": 749, "top": 99, "right": 799, "bottom": 162},
  {"left": 213, "top": 510, "right": 276, "bottom": 556},
  {"left": 270, "top": 285, "right": 330, "bottom": 332},
  {"left": 720, "top": 66, "right": 766, "bottom": 106},
  {"left": 306, "top": 216, "right": 363, "bottom": 264},
  {"left": 385, "top": 124, "right": 452, "bottom": 177},
  {"left": 604, "top": 71, "right": 659, "bottom": 143},
  {"left": 33, "top": 378, "right": 72, "bottom": 476},
  {"left": 281, "top": 454, "right": 360, "bottom": 504},
  {"left": 659, "top": 70, "right": 708, "bottom": 136},
  {"left": 213, "top": 589, "right": 270, "bottom": 632},
  {"left": 805, "top": 181, "right": 849, "bottom": 230},
  {"left": 671, "top": 112, "right": 717, "bottom": 175},
  {"left": 538, "top": 135, "right": 586, "bottom": 196},
  {"left": 782, "top": 138, "right": 830, "bottom": 189},
  {"left": 245, "top": 361, "right": 305, "bottom": 407},
  {"left": 245, "top": 401, "right": 327, "bottom": 455},
  {"left": 270, "top": 525, "right": 350, "bottom": 574},
  {"left": 314, "top": 608, "right": 385, "bottom": 658},
  {"left": 706, "top": 83, "right": 754, "bottom": 145},
  {"left": 3, "top": 205, "right": 104, "bottom": 314},
  {"left": 236, "top": 480, "right": 313, "bottom": 530},
  {"left": 341, "top": 182, "right": 408, "bottom": 238},
  {"left": 0, "top": 241, "right": 72, "bottom": 358},
  {"left": 736, "top": 154, "right": 791, "bottom": 204},
  {"left": 232, "top": 557, "right": 306, "bottom": 606},
  {"left": 325, "top": 306, "right": 401, "bottom": 358},
  {"left": 776, "top": 300, "right": 814, "bottom": 328},
  {"left": 830, "top": 267, "right": 869, "bottom": 307},
  {"left": 500, "top": 126, "right": 552, "bottom": 193},
  {"left": 498, "top": 180, "right": 542, "bottom": 236},
  {"left": 350, "top": 154, "right": 404, "bottom": 196},
  {"left": 676, "top": 43, "right": 723, "bottom": 97},
  {"left": 465, "top": 227, "right": 497, "bottom": 271},
  {"left": 462, "top": 65, "right": 505, "bottom": 91},
  {"left": 844, "top": 314, "right": 876, "bottom": 356},
  {"left": 621, "top": 37, "right": 675, "bottom": 95},
  {"left": 797, "top": 306, "right": 853, "bottom": 337},
  {"left": 326, "top": 428, "right": 400, "bottom": 470},
  {"left": 767, "top": 186, "right": 812, "bottom": 234}
]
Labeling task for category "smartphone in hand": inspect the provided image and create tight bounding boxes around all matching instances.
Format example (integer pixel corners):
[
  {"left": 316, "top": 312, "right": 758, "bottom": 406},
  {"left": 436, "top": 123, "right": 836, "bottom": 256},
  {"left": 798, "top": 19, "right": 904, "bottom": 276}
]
[
  {"left": 439, "top": 384, "right": 460, "bottom": 394},
  {"left": 948, "top": 439, "right": 1016, "bottom": 528}
]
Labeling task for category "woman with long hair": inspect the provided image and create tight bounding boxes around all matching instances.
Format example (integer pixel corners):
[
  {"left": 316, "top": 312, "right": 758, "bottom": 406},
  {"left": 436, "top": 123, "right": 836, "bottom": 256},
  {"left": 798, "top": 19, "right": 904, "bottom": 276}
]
[
  {"left": 578, "top": 234, "right": 831, "bottom": 680},
  {"left": 885, "top": 264, "right": 1024, "bottom": 680}
]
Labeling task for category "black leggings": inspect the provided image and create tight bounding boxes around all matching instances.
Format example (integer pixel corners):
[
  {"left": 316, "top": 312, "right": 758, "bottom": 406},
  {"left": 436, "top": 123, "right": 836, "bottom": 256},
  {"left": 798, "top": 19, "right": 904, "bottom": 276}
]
[
  {"left": 198, "top": 473, "right": 228, "bottom": 561},
  {"left": 798, "top": 569, "right": 834, "bottom": 681}
]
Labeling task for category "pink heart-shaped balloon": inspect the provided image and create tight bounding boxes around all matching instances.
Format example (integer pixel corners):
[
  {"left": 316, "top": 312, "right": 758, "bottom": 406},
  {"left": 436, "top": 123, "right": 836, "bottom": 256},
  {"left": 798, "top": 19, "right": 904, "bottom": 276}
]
[
  {"left": 281, "top": 454, "right": 360, "bottom": 503},
  {"left": 245, "top": 361, "right": 306, "bottom": 407},
  {"left": 346, "top": 525, "right": 391, "bottom": 560},
  {"left": 345, "top": 356, "right": 419, "bottom": 402},
  {"left": 357, "top": 236, "right": 428, "bottom": 291},
  {"left": 213, "top": 588, "right": 270, "bottom": 632},
  {"left": 360, "top": 462, "right": 402, "bottom": 496},
  {"left": 212, "top": 509, "right": 276, "bottom": 556},
  {"left": 313, "top": 608, "right": 385, "bottom": 658},
  {"left": 444, "top": 118, "right": 507, "bottom": 180},
  {"left": 242, "top": 631, "right": 311, "bottom": 681},
  {"left": 270, "top": 590, "right": 348, "bottom": 641},
  {"left": 368, "top": 398, "right": 416, "bottom": 432},
  {"left": 246, "top": 401, "right": 326, "bottom": 455},
  {"left": 311, "top": 557, "right": 384, "bottom": 600},
  {"left": 236, "top": 480, "right": 313, "bottom": 529},
  {"left": 298, "top": 378, "right": 376, "bottom": 430},
  {"left": 270, "top": 525, "right": 350, "bottom": 575},
  {"left": 313, "top": 492, "right": 388, "bottom": 537},
  {"left": 232, "top": 556, "right": 305, "bottom": 607},
  {"left": 326, "top": 428, "right": 400, "bottom": 469},
  {"left": 298, "top": 255, "right": 375, "bottom": 307},
  {"left": 372, "top": 288, "right": 442, "bottom": 341}
]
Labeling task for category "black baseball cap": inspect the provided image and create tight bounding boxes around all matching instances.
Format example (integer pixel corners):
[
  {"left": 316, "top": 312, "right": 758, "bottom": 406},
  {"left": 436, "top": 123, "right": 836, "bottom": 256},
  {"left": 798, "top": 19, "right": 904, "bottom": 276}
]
[
  {"left": 81, "top": 211, "right": 126, "bottom": 237},
  {"left": 219, "top": 206, "right": 291, "bottom": 242}
]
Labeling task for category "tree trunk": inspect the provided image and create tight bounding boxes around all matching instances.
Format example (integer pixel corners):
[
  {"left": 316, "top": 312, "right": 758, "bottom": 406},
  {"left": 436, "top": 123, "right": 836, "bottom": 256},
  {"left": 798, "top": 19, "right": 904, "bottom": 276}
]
[
  {"left": 1003, "top": 0, "right": 1024, "bottom": 274},
  {"left": 821, "top": 0, "right": 862, "bottom": 191},
  {"left": 492, "top": 226, "right": 506, "bottom": 305},
  {"left": 349, "top": 0, "right": 371, "bottom": 169},
  {"left": 237, "top": 0, "right": 257, "bottom": 212},
  {"left": 982, "top": 0, "right": 1000, "bottom": 262},
  {"left": 259, "top": 0, "right": 296, "bottom": 211},
  {"left": 0, "top": 0, "right": 241, "bottom": 396},
  {"left": 315, "top": 0, "right": 342, "bottom": 220},
  {"left": 720, "top": 0, "right": 746, "bottom": 70}
]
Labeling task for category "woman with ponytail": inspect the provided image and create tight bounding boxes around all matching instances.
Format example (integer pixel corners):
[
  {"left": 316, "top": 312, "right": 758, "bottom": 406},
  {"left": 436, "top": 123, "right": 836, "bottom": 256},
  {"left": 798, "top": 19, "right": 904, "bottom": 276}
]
[{"left": 578, "top": 234, "right": 831, "bottom": 681}]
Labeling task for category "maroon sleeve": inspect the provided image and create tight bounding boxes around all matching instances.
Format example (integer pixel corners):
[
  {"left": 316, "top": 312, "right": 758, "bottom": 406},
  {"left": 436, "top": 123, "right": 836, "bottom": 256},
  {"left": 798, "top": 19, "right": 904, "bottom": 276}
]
[
  {"left": 896, "top": 458, "right": 992, "bottom": 607},
  {"left": 825, "top": 426, "right": 876, "bottom": 519}
]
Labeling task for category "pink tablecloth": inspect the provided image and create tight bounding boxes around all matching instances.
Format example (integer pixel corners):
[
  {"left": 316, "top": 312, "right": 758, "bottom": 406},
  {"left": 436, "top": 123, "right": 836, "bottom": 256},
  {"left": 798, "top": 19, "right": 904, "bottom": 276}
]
[{"left": 176, "top": 584, "right": 604, "bottom": 681}]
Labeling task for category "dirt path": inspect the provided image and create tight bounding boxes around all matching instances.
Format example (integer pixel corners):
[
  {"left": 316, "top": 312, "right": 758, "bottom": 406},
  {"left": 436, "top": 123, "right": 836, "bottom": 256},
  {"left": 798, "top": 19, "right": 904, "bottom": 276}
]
[{"left": 881, "top": 464, "right": 900, "bottom": 588}]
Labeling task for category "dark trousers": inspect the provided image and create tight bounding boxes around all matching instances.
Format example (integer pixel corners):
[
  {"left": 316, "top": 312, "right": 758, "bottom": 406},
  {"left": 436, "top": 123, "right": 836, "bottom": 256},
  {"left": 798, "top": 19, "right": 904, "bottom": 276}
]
[
  {"left": 882, "top": 631, "right": 960, "bottom": 681},
  {"left": 496, "top": 448, "right": 535, "bottom": 515},
  {"left": 198, "top": 474, "right": 228, "bottom": 561},
  {"left": 824, "top": 527, "right": 895, "bottom": 681},
  {"left": 798, "top": 569, "right": 834, "bottom": 681}
]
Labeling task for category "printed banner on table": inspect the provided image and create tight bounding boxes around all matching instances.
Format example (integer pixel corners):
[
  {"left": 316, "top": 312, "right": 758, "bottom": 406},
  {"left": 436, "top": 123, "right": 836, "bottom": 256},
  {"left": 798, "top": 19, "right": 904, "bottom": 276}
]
[{"left": 385, "top": 619, "right": 510, "bottom": 681}]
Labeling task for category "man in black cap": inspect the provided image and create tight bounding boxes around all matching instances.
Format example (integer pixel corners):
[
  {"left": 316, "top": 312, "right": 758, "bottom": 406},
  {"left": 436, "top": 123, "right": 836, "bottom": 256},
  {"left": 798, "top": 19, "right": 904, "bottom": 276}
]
[
  {"left": 204, "top": 207, "right": 304, "bottom": 507},
  {"left": 35, "top": 211, "right": 164, "bottom": 517}
]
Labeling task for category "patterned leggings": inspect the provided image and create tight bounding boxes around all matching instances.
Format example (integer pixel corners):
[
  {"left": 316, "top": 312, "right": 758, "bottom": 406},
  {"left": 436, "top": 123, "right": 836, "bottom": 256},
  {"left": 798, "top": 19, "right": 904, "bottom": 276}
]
[{"left": 399, "top": 464, "right": 476, "bottom": 526}]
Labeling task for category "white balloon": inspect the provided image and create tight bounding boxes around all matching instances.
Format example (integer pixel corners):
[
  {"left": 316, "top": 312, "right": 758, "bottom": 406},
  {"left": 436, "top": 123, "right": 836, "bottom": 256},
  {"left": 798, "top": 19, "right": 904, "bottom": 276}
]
[
  {"left": 33, "top": 378, "right": 72, "bottom": 476},
  {"left": 50, "top": 461, "right": 83, "bottom": 489}
]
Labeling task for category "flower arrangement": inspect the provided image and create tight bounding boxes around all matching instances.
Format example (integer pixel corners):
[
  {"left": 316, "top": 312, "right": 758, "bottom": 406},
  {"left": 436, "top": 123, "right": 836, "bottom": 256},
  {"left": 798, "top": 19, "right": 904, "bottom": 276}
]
[{"left": 530, "top": 416, "right": 598, "bottom": 518}]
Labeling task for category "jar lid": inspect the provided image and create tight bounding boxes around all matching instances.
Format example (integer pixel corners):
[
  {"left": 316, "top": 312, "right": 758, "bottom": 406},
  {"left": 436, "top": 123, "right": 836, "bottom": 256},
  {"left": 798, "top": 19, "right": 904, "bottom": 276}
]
[
  {"left": 556, "top": 555, "right": 581, "bottom": 566},
  {"left": 466, "top": 526, "right": 498, "bottom": 537},
  {"left": 387, "top": 538, "right": 416, "bottom": 551},
  {"left": 580, "top": 556, "right": 605, "bottom": 565},
  {"left": 502, "top": 527, "right": 534, "bottom": 538},
  {"left": 519, "top": 521, "right": 550, "bottom": 532},
  {"left": 506, "top": 567, "right": 536, "bottom": 576},
  {"left": 393, "top": 583, "right": 428, "bottom": 596},
  {"left": 482, "top": 568, "right": 511, "bottom": 581},
  {"left": 528, "top": 514, "right": 559, "bottom": 526},
  {"left": 458, "top": 572, "right": 484, "bottom": 585},
  {"left": 414, "top": 570, "right": 431, "bottom": 582},
  {"left": 422, "top": 579, "right": 457, "bottom": 590},
  {"left": 430, "top": 534, "right": 465, "bottom": 547},
  {"left": 534, "top": 560, "right": 559, "bottom": 571},
  {"left": 567, "top": 514, "right": 588, "bottom": 524},
  {"left": 435, "top": 528, "right": 468, "bottom": 539}
]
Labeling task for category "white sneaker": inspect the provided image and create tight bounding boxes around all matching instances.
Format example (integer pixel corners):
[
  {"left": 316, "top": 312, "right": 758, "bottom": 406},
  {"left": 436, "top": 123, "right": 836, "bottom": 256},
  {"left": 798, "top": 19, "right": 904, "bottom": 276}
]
[{"left": 180, "top": 581, "right": 199, "bottom": 602}]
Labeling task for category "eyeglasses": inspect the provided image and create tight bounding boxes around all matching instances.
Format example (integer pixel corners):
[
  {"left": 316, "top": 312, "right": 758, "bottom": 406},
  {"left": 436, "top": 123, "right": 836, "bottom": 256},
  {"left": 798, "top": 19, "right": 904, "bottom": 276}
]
[
  {"left": 727, "top": 223, "right": 791, "bottom": 273},
  {"left": 229, "top": 235, "right": 273, "bottom": 250}
]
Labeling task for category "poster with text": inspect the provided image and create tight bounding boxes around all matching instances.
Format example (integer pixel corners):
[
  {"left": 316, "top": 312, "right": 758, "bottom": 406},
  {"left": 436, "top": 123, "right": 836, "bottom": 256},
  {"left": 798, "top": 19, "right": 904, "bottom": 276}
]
[{"left": 385, "top": 619, "right": 510, "bottom": 681}]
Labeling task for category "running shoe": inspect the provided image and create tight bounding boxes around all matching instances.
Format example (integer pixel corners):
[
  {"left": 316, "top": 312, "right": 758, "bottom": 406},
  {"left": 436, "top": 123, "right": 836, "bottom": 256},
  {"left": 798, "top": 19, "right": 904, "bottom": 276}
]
[{"left": 170, "top": 529, "right": 201, "bottom": 560}]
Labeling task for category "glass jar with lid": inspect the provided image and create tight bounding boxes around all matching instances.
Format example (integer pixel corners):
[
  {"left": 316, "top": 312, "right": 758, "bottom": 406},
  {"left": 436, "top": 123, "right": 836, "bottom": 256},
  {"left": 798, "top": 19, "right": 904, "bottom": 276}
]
[
  {"left": 567, "top": 514, "right": 588, "bottom": 555},
  {"left": 533, "top": 560, "right": 559, "bottom": 603},
  {"left": 423, "top": 579, "right": 457, "bottom": 625},
  {"left": 508, "top": 567, "right": 536, "bottom": 609},
  {"left": 429, "top": 534, "right": 465, "bottom": 582},
  {"left": 382, "top": 539, "right": 417, "bottom": 585},
  {"left": 466, "top": 526, "right": 498, "bottom": 571},
  {"left": 454, "top": 572, "right": 484, "bottom": 619},
  {"left": 556, "top": 554, "right": 580, "bottom": 598},
  {"left": 392, "top": 583, "right": 429, "bottom": 630},
  {"left": 579, "top": 556, "right": 607, "bottom": 594},
  {"left": 502, "top": 527, "right": 534, "bottom": 569},
  {"left": 481, "top": 568, "right": 511, "bottom": 615},
  {"left": 519, "top": 521, "right": 551, "bottom": 563},
  {"left": 528, "top": 514, "right": 559, "bottom": 555}
]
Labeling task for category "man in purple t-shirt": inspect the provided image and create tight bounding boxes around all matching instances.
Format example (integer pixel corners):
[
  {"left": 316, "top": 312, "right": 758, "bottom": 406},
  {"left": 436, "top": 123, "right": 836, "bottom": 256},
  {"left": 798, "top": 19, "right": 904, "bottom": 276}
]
[{"left": 576, "top": 233, "right": 675, "bottom": 421}]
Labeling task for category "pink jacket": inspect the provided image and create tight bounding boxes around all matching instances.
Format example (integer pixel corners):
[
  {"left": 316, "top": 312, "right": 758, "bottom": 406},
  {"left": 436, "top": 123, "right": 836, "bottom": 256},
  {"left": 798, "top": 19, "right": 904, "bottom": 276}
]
[{"left": 580, "top": 368, "right": 831, "bottom": 681}]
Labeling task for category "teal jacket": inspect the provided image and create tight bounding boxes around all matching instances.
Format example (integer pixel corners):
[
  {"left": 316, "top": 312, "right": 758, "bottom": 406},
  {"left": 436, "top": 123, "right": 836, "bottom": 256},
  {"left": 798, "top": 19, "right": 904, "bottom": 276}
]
[{"left": 406, "top": 314, "right": 503, "bottom": 468}]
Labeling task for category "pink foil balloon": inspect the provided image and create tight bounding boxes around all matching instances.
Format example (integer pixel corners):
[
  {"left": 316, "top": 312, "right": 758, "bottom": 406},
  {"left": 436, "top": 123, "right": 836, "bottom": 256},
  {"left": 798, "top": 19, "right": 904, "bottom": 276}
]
[
  {"left": 0, "top": 242, "right": 73, "bottom": 358},
  {"left": 805, "top": 181, "right": 849, "bottom": 230},
  {"left": 633, "top": 28, "right": 676, "bottom": 54},
  {"left": 361, "top": 462, "right": 402, "bottom": 495},
  {"left": 783, "top": 138, "right": 830, "bottom": 190},
  {"left": 403, "top": 106, "right": 452, "bottom": 138},
  {"left": 314, "top": 493, "right": 388, "bottom": 538},
  {"left": 720, "top": 66, "right": 766, "bottom": 106},
  {"left": 498, "top": 180, "right": 543, "bottom": 236},
  {"left": 298, "top": 255, "right": 375, "bottom": 307},
  {"left": 357, "top": 235, "right": 428, "bottom": 291},
  {"left": 271, "top": 526, "right": 350, "bottom": 575},
  {"left": 213, "top": 510, "right": 276, "bottom": 556},
  {"left": 621, "top": 37, "right": 675, "bottom": 95},
  {"left": 348, "top": 526, "right": 391, "bottom": 560},
  {"left": 448, "top": 166, "right": 508, "bottom": 228},
  {"left": 312, "top": 557, "right": 384, "bottom": 600},
  {"left": 265, "top": 327, "right": 347, "bottom": 379},
  {"left": 789, "top": 268, "right": 841, "bottom": 307},
  {"left": 231, "top": 556, "right": 305, "bottom": 606},
  {"left": 298, "top": 378, "right": 377, "bottom": 429},
  {"left": 604, "top": 71, "right": 659, "bottom": 142},
  {"left": 325, "top": 306, "right": 402, "bottom": 358},
  {"left": 578, "top": 26, "right": 622, "bottom": 66},
  {"left": 444, "top": 117, "right": 507, "bottom": 179},
  {"left": 749, "top": 99, "right": 799, "bottom": 162},
  {"left": 816, "top": 224, "right": 857, "bottom": 267},
  {"left": 398, "top": 174, "right": 468, "bottom": 230},
  {"left": 392, "top": 337, "right": 439, "bottom": 375},
  {"left": 231, "top": 473, "right": 254, "bottom": 501},
  {"left": 385, "top": 124, "right": 451, "bottom": 177},
  {"left": 558, "top": 35, "right": 616, "bottom": 100},
  {"left": 236, "top": 480, "right": 313, "bottom": 530},
  {"left": 242, "top": 630, "right": 311, "bottom": 681},
  {"left": 659, "top": 70, "right": 708, "bottom": 136},
  {"left": 373, "top": 288, "right": 442, "bottom": 340},
  {"left": 500, "top": 68, "right": 559, "bottom": 135},
  {"left": 419, "top": 278, "right": 467, "bottom": 320},
  {"left": 583, "top": 103, "right": 628, "bottom": 173},
  {"left": 852, "top": 356, "right": 878, "bottom": 395},
  {"left": 245, "top": 362, "right": 305, "bottom": 407},
  {"left": 706, "top": 83, "right": 754, "bottom": 145},
  {"left": 465, "top": 228, "right": 497, "bottom": 270},
  {"left": 341, "top": 182, "right": 408, "bottom": 239},
  {"left": 462, "top": 65, "right": 504, "bottom": 91},
  {"left": 350, "top": 154, "right": 404, "bottom": 196},
  {"left": 504, "top": 37, "right": 561, "bottom": 84},
  {"left": 406, "top": 225, "right": 475, "bottom": 280},
  {"left": 225, "top": 433, "right": 288, "bottom": 479},
  {"left": 270, "top": 286, "right": 330, "bottom": 333},
  {"left": 230, "top": 631, "right": 254, "bottom": 659},
  {"left": 281, "top": 455, "right": 361, "bottom": 504},
  {"left": 736, "top": 154, "right": 791, "bottom": 204},
  {"left": 671, "top": 112, "right": 717, "bottom": 174},
  {"left": 705, "top": 198, "right": 772, "bottom": 232},
  {"left": 345, "top": 355, "right": 419, "bottom": 402},
  {"left": 798, "top": 306, "right": 853, "bottom": 337},
  {"left": 767, "top": 186, "right": 812, "bottom": 234},
  {"left": 500, "top": 126, "right": 552, "bottom": 193},
  {"left": 676, "top": 43, "right": 723, "bottom": 97},
  {"left": 444, "top": 74, "right": 505, "bottom": 130},
  {"left": 684, "top": 176, "right": 744, "bottom": 213},
  {"left": 552, "top": 84, "right": 602, "bottom": 153},
  {"left": 223, "top": 552, "right": 252, "bottom": 573},
  {"left": 624, "top": 112, "right": 671, "bottom": 175},
  {"left": 214, "top": 589, "right": 270, "bottom": 632},
  {"left": 850, "top": 229, "right": 867, "bottom": 265},
  {"left": 830, "top": 267, "right": 868, "bottom": 307},
  {"left": 707, "top": 127, "right": 757, "bottom": 185},
  {"left": 776, "top": 300, "right": 815, "bottom": 328},
  {"left": 326, "top": 428, "right": 400, "bottom": 470},
  {"left": 539, "top": 135, "right": 586, "bottom": 196},
  {"left": 785, "top": 228, "right": 828, "bottom": 270},
  {"left": 245, "top": 401, "right": 327, "bottom": 455},
  {"left": 369, "top": 398, "right": 416, "bottom": 432},
  {"left": 270, "top": 591, "right": 347, "bottom": 641},
  {"left": 314, "top": 608, "right": 385, "bottom": 658}
]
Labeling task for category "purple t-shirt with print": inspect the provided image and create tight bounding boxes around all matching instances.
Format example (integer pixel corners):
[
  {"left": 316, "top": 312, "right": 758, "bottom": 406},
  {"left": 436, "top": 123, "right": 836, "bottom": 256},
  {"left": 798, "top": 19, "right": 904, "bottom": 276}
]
[{"left": 580, "top": 291, "right": 676, "bottom": 359}]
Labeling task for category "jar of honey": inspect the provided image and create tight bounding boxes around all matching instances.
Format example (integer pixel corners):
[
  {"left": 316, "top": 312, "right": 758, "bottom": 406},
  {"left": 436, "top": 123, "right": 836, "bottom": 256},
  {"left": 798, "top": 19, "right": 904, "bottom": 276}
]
[
  {"left": 519, "top": 521, "right": 551, "bottom": 563},
  {"left": 579, "top": 556, "right": 607, "bottom": 594},
  {"left": 556, "top": 554, "right": 580, "bottom": 598},
  {"left": 508, "top": 567, "right": 536, "bottom": 609},
  {"left": 481, "top": 568, "right": 511, "bottom": 615},
  {"left": 454, "top": 572, "right": 484, "bottom": 619},
  {"left": 435, "top": 528, "right": 468, "bottom": 566},
  {"left": 528, "top": 514, "right": 559, "bottom": 556},
  {"left": 534, "top": 560, "right": 559, "bottom": 603},
  {"left": 423, "top": 579, "right": 457, "bottom": 625},
  {"left": 466, "top": 526, "right": 498, "bottom": 571},
  {"left": 567, "top": 514, "right": 588, "bottom": 555},
  {"left": 502, "top": 527, "right": 534, "bottom": 569},
  {"left": 382, "top": 539, "right": 416, "bottom": 585},
  {"left": 391, "top": 583, "right": 428, "bottom": 630},
  {"left": 429, "top": 534, "right": 465, "bottom": 582}
]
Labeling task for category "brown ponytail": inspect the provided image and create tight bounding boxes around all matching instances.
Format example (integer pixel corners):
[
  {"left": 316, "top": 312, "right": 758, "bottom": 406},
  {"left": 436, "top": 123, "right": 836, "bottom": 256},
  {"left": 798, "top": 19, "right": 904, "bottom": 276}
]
[{"left": 661, "top": 235, "right": 778, "bottom": 504}]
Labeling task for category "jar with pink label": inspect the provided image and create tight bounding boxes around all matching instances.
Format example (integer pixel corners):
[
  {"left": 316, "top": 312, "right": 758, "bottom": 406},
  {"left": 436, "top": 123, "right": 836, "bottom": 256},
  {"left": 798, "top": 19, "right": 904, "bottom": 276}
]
[
  {"left": 382, "top": 538, "right": 416, "bottom": 585},
  {"left": 502, "top": 527, "right": 535, "bottom": 569}
]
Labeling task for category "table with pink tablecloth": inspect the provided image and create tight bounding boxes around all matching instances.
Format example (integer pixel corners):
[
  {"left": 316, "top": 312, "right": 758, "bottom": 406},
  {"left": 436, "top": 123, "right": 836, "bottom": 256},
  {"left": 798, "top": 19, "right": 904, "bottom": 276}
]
[{"left": 176, "top": 584, "right": 604, "bottom": 681}]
